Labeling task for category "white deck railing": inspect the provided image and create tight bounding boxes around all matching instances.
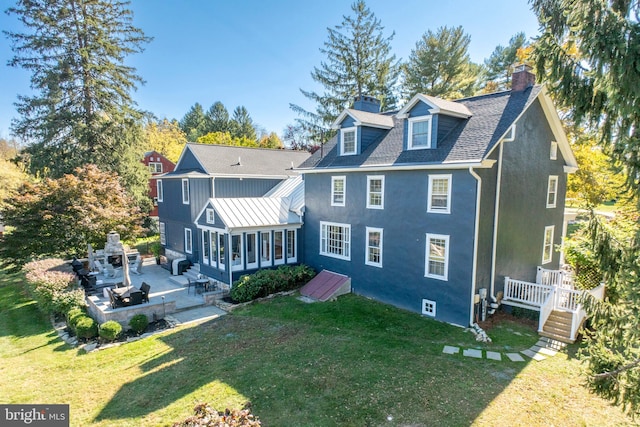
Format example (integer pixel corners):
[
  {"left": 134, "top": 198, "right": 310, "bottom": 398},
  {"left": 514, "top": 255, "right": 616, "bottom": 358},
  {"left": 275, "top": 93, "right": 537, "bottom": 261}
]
[
  {"left": 536, "top": 266, "right": 574, "bottom": 289},
  {"left": 504, "top": 277, "right": 552, "bottom": 308}
]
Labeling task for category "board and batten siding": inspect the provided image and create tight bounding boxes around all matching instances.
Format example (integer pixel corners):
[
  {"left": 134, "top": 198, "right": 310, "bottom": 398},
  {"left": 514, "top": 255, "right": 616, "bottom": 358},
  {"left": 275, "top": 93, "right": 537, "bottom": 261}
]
[
  {"left": 303, "top": 168, "right": 478, "bottom": 326},
  {"left": 214, "top": 177, "right": 282, "bottom": 198}
]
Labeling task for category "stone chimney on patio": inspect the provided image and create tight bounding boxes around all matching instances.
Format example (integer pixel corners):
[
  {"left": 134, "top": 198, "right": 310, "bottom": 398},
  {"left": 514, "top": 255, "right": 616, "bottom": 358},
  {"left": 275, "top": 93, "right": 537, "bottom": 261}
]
[{"left": 511, "top": 64, "right": 536, "bottom": 92}]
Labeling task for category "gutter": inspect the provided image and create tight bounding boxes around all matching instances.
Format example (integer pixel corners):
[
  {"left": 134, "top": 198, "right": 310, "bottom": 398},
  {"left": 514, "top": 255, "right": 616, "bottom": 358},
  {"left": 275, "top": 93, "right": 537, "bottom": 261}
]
[{"left": 468, "top": 167, "right": 482, "bottom": 326}]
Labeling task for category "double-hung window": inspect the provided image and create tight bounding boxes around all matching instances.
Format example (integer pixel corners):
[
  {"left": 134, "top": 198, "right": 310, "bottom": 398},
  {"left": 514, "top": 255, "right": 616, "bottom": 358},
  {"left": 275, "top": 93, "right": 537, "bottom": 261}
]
[
  {"left": 428, "top": 175, "right": 451, "bottom": 214},
  {"left": 331, "top": 176, "right": 346, "bottom": 206},
  {"left": 365, "top": 227, "right": 383, "bottom": 267},
  {"left": 149, "top": 162, "right": 163, "bottom": 173},
  {"left": 320, "top": 221, "right": 351, "bottom": 260},
  {"left": 408, "top": 116, "right": 432, "bottom": 149},
  {"left": 366, "top": 176, "right": 384, "bottom": 209},
  {"left": 547, "top": 176, "right": 558, "bottom": 208},
  {"left": 156, "top": 179, "right": 163, "bottom": 202},
  {"left": 425, "top": 234, "right": 449, "bottom": 280},
  {"left": 182, "top": 179, "right": 190, "bottom": 204},
  {"left": 184, "top": 228, "right": 193, "bottom": 254},
  {"left": 542, "top": 226, "right": 554, "bottom": 264},
  {"left": 340, "top": 127, "right": 356, "bottom": 155}
]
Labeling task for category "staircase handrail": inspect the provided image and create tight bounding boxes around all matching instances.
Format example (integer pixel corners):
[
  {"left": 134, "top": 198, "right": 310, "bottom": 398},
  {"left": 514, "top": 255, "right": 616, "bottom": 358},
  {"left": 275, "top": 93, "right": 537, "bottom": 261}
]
[{"left": 538, "top": 286, "right": 556, "bottom": 333}]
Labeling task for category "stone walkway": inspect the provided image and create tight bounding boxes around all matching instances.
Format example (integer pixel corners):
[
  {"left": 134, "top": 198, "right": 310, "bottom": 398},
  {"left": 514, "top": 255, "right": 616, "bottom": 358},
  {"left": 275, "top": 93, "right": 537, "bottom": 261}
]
[{"left": 442, "top": 336, "right": 566, "bottom": 362}]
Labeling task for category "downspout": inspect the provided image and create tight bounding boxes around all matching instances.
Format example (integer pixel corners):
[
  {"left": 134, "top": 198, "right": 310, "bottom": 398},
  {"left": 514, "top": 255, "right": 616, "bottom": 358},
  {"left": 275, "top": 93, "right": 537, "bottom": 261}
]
[
  {"left": 227, "top": 232, "right": 233, "bottom": 289},
  {"left": 468, "top": 167, "right": 482, "bottom": 326},
  {"left": 489, "top": 142, "right": 505, "bottom": 304}
]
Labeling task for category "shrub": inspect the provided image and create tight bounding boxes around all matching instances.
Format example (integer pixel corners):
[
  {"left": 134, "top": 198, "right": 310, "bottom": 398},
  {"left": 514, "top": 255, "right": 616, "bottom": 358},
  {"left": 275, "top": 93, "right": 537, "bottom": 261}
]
[
  {"left": 172, "top": 402, "right": 260, "bottom": 427},
  {"left": 67, "top": 308, "right": 86, "bottom": 331},
  {"left": 23, "top": 258, "right": 81, "bottom": 315},
  {"left": 75, "top": 316, "right": 98, "bottom": 339},
  {"left": 99, "top": 321, "right": 123, "bottom": 342},
  {"left": 129, "top": 314, "right": 149, "bottom": 334},
  {"left": 231, "top": 265, "right": 316, "bottom": 303}
]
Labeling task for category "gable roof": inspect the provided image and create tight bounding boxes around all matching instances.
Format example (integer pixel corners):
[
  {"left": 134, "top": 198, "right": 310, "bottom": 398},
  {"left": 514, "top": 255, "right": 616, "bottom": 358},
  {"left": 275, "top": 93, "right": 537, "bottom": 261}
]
[
  {"left": 210, "top": 197, "right": 303, "bottom": 231},
  {"left": 299, "top": 85, "right": 576, "bottom": 171},
  {"left": 171, "top": 143, "right": 311, "bottom": 178},
  {"left": 332, "top": 109, "right": 395, "bottom": 130},
  {"left": 397, "top": 94, "right": 473, "bottom": 119}
]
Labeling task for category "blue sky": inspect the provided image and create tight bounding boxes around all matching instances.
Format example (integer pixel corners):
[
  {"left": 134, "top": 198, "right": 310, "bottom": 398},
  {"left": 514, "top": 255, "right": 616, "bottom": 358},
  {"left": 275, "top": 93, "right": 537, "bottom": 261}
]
[{"left": 0, "top": 0, "right": 541, "bottom": 141}]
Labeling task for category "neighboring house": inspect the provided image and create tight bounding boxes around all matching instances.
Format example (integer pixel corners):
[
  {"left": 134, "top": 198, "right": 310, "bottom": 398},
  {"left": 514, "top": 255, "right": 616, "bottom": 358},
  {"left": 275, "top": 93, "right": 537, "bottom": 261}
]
[
  {"left": 297, "top": 66, "right": 578, "bottom": 327},
  {"left": 143, "top": 151, "right": 176, "bottom": 217},
  {"left": 156, "top": 144, "right": 310, "bottom": 284}
]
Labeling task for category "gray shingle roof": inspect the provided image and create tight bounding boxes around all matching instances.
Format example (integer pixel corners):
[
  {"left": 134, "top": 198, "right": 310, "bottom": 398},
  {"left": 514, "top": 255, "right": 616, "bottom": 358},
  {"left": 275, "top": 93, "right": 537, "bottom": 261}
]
[
  {"left": 300, "top": 86, "right": 543, "bottom": 169},
  {"left": 181, "top": 144, "right": 310, "bottom": 177}
]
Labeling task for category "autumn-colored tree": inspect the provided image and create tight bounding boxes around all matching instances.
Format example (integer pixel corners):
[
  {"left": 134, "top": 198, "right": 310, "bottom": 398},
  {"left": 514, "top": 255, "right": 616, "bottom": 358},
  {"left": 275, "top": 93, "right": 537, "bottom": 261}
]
[
  {"left": 196, "top": 132, "right": 257, "bottom": 148},
  {"left": 258, "top": 133, "right": 283, "bottom": 149},
  {"left": 0, "top": 164, "right": 144, "bottom": 269},
  {"left": 143, "top": 118, "right": 187, "bottom": 163}
]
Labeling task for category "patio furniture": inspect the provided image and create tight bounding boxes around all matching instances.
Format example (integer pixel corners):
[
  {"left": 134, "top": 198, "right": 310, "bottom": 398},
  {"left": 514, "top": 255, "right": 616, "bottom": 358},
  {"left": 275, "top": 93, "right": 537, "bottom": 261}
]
[
  {"left": 106, "top": 288, "right": 125, "bottom": 309},
  {"left": 127, "top": 291, "right": 143, "bottom": 306},
  {"left": 106, "top": 263, "right": 122, "bottom": 278},
  {"left": 112, "top": 286, "right": 143, "bottom": 306},
  {"left": 195, "top": 277, "right": 208, "bottom": 294},
  {"left": 140, "top": 282, "right": 150, "bottom": 303},
  {"left": 94, "top": 259, "right": 107, "bottom": 275}
]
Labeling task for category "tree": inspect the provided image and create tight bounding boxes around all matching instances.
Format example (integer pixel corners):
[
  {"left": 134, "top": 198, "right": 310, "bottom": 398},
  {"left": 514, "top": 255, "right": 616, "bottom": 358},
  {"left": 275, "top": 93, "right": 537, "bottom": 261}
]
[
  {"left": 402, "top": 26, "right": 478, "bottom": 99},
  {"left": 143, "top": 118, "right": 187, "bottom": 163},
  {"left": 282, "top": 123, "right": 316, "bottom": 151},
  {"left": 531, "top": 0, "right": 640, "bottom": 416},
  {"left": 290, "top": 0, "right": 400, "bottom": 135},
  {"left": 483, "top": 32, "right": 527, "bottom": 90},
  {"left": 5, "top": 0, "right": 151, "bottom": 207},
  {"left": 0, "top": 164, "right": 144, "bottom": 269},
  {"left": 258, "top": 132, "right": 283, "bottom": 149},
  {"left": 0, "top": 159, "right": 28, "bottom": 209},
  {"left": 196, "top": 132, "right": 257, "bottom": 148},
  {"left": 205, "top": 101, "right": 230, "bottom": 134},
  {"left": 180, "top": 103, "right": 208, "bottom": 141},
  {"left": 230, "top": 106, "right": 257, "bottom": 141}
]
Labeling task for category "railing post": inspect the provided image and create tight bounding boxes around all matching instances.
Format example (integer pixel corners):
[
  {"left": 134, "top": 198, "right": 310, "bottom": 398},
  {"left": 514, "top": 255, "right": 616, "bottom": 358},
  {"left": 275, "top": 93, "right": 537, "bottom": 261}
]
[{"left": 536, "top": 267, "right": 542, "bottom": 284}]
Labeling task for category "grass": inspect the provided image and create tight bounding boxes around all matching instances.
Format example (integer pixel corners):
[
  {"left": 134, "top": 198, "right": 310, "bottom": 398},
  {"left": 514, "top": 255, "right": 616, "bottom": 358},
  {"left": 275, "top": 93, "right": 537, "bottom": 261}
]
[{"left": 0, "top": 269, "right": 633, "bottom": 426}]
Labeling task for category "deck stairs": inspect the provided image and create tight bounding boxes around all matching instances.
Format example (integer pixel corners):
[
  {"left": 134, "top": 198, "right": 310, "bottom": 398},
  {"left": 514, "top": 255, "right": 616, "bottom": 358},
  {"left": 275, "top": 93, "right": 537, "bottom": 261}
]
[
  {"left": 169, "top": 263, "right": 201, "bottom": 287},
  {"left": 540, "top": 310, "right": 574, "bottom": 343}
]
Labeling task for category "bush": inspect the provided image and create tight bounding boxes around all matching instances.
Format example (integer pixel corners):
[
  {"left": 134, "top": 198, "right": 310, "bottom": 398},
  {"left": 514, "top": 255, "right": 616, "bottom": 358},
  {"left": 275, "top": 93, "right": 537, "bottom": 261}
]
[
  {"left": 75, "top": 316, "right": 98, "bottom": 339},
  {"left": 129, "top": 314, "right": 149, "bottom": 334},
  {"left": 23, "top": 258, "right": 82, "bottom": 315},
  {"left": 172, "top": 402, "right": 260, "bottom": 427},
  {"left": 67, "top": 308, "right": 86, "bottom": 331},
  {"left": 99, "top": 321, "right": 123, "bottom": 341},
  {"left": 231, "top": 265, "right": 316, "bottom": 303}
]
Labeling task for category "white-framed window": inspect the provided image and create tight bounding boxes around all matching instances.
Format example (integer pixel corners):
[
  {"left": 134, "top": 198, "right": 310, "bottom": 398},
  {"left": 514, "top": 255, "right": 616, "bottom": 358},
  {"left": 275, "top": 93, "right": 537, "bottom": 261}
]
[
  {"left": 365, "top": 227, "right": 383, "bottom": 268},
  {"left": 425, "top": 233, "right": 449, "bottom": 280},
  {"left": 547, "top": 176, "right": 558, "bottom": 208},
  {"left": 542, "top": 226, "right": 554, "bottom": 264},
  {"left": 320, "top": 221, "right": 351, "bottom": 260},
  {"left": 287, "top": 229, "right": 297, "bottom": 263},
  {"left": 246, "top": 232, "right": 258, "bottom": 269},
  {"left": 422, "top": 298, "right": 436, "bottom": 317},
  {"left": 202, "top": 230, "right": 210, "bottom": 265},
  {"left": 550, "top": 141, "right": 558, "bottom": 160},
  {"left": 366, "top": 175, "right": 385, "bottom": 209},
  {"left": 206, "top": 208, "right": 215, "bottom": 224},
  {"left": 159, "top": 222, "right": 166, "bottom": 245},
  {"left": 184, "top": 228, "right": 193, "bottom": 254},
  {"left": 428, "top": 174, "right": 452, "bottom": 214},
  {"left": 274, "top": 230, "right": 284, "bottom": 265},
  {"left": 182, "top": 178, "right": 190, "bottom": 204},
  {"left": 231, "top": 234, "right": 243, "bottom": 271},
  {"left": 209, "top": 231, "right": 218, "bottom": 268},
  {"left": 218, "top": 233, "right": 226, "bottom": 270},
  {"left": 149, "top": 162, "right": 163, "bottom": 174},
  {"left": 331, "top": 176, "right": 346, "bottom": 207},
  {"left": 408, "top": 116, "right": 433, "bottom": 149},
  {"left": 340, "top": 127, "right": 357, "bottom": 155},
  {"left": 261, "top": 231, "right": 272, "bottom": 267},
  {"left": 156, "top": 179, "right": 163, "bottom": 202}
]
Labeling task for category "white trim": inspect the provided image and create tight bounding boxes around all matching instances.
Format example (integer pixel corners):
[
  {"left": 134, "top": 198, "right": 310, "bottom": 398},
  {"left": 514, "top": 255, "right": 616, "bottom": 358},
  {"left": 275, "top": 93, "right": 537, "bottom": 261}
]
[
  {"left": 408, "top": 116, "right": 433, "bottom": 150},
  {"left": 550, "top": 141, "right": 558, "bottom": 160},
  {"left": 365, "top": 227, "right": 383, "bottom": 268},
  {"left": 149, "top": 162, "right": 163, "bottom": 174},
  {"left": 218, "top": 233, "right": 226, "bottom": 271},
  {"left": 297, "top": 160, "right": 496, "bottom": 174},
  {"left": 422, "top": 298, "right": 437, "bottom": 317},
  {"left": 286, "top": 229, "right": 297, "bottom": 263},
  {"left": 427, "top": 174, "right": 452, "bottom": 214},
  {"left": 331, "top": 176, "right": 346, "bottom": 207},
  {"left": 245, "top": 232, "right": 259, "bottom": 269},
  {"left": 159, "top": 222, "right": 166, "bottom": 245},
  {"left": 397, "top": 93, "right": 473, "bottom": 119},
  {"left": 425, "top": 233, "right": 449, "bottom": 281},
  {"left": 468, "top": 167, "right": 482, "bottom": 325},
  {"left": 547, "top": 175, "right": 558, "bottom": 208},
  {"left": 209, "top": 230, "right": 218, "bottom": 268},
  {"left": 366, "top": 175, "right": 385, "bottom": 209},
  {"left": 181, "top": 178, "right": 190, "bottom": 205},
  {"left": 156, "top": 179, "right": 163, "bottom": 202},
  {"left": 340, "top": 127, "right": 357, "bottom": 155},
  {"left": 542, "top": 225, "right": 554, "bottom": 264},
  {"left": 184, "top": 228, "right": 193, "bottom": 254},
  {"left": 320, "top": 221, "right": 351, "bottom": 261},
  {"left": 260, "top": 231, "right": 272, "bottom": 267},
  {"left": 231, "top": 234, "right": 244, "bottom": 271},
  {"left": 201, "top": 229, "right": 210, "bottom": 265},
  {"left": 331, "top": 109, "right": 394, "bottom": 130},
  {"left": 206, "top": 208, "right": 215, "bottom": 224},
  {"left": 274, "top": 230, "right": 285, "bottom": 265},
  {"left": 502, "top": 124, "right": 516, "bottom": 142}
]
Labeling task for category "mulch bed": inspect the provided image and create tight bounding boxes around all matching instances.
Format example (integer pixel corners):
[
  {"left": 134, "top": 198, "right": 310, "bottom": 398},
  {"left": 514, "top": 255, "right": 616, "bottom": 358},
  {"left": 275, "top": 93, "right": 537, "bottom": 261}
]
[{"left": 477, "top": 310, "right": 537, "bottom": 331}]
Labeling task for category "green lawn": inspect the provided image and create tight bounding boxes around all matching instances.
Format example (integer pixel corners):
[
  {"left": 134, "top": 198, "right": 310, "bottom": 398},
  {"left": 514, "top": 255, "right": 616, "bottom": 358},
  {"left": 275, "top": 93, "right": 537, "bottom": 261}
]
[{"left": 0, "top": 269, "right": 632, "bottom": 426}]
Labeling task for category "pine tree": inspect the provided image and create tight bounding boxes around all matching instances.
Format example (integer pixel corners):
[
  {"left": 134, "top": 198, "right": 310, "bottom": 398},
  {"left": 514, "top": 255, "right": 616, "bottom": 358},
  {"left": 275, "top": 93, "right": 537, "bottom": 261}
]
[
  {"left": 205, "top": 101, "right": 230, "bottom": 134},
  {"left": 230, "top": 106, "right": 256, "bottom": 141},
  {"left": 180, "top": 103, "right": 208, "bottom": 142},
  {"left": 531, "top": 0, "right": 640, "bottom": 416},
  {"left": 4, "top": 0, "right": 151, "bottom": 206},
  {"left": 484, "top": 32, "right": 527, "bottom": 90},
  {"left": 290, "top": 0, "right": 399, "bottom": 137},
  {"left": 402, "top": 26, "right": 478, "bottom": 99}
]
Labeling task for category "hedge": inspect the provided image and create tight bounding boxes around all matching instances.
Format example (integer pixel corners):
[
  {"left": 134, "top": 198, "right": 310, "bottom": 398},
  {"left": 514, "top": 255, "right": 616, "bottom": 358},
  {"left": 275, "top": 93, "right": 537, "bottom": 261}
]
[{"left": 230, "top": 265, "right": 315, "bottom": 303}]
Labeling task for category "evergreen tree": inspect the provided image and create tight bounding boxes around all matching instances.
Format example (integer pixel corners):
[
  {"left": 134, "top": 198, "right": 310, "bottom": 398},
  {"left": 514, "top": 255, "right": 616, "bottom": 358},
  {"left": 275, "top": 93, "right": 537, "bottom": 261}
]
[
  {"left": 4, "top": 0, "right": 151, "bottom": 207},
  {"left": 290, "top": 0, "right": 399, "bottom": 136},
  {"left": 230, "top": 106, "right": 256, "bottom": 141},
  {"left": 180, "top": 103, "right": 208, "bottom": 141},
  {"left": 531, "top": 0, "right": 640, "bottom": 416},
  {"left": 205, "top": 101, "right": 230, "bottom": 134},
  {"left": 484, "top": 32, "right": 527, "bottom": 90},
  {"left": 402, "top": 26, "right": 478, "bottom": 99}
]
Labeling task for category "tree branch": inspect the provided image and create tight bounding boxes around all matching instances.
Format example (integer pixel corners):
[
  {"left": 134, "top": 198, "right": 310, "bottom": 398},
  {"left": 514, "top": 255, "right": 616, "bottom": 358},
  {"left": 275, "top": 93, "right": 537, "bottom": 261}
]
[{"left": 593, "top": 359, "right": 640, "bottom": 380}]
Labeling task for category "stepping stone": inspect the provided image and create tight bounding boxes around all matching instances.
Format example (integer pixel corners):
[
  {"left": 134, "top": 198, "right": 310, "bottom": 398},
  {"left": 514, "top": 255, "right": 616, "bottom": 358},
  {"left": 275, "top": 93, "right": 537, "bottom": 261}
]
[
  {"left": 506, "top": 353, "right": 525, "bottom": 362},
  {"left": 442, "top": 345, "right": 460, "bottom": 355},
  {"left": 521, "top": 348, "right": 547, "bottom": 361},
  {"left": 463, "top": 348, "right": 483, "bottom": 358},
  {"left": 486, "top": 351, "right": 502, "bottom": 361},
  {"left": 513, "top": 331, "right": 523, "bottom": 336},
  {"left": 538, "top": 347, "right": 558, "bottom": 357}
]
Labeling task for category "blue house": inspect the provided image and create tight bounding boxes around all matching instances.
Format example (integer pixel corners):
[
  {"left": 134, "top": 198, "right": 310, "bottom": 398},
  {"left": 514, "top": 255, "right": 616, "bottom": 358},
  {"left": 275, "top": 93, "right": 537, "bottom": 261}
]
[
  {"left": 156, "top": 143, "right": 310, "bottom": 284},
  {"left": 297, "top": 66, "right": 578, "bottom": 327}
]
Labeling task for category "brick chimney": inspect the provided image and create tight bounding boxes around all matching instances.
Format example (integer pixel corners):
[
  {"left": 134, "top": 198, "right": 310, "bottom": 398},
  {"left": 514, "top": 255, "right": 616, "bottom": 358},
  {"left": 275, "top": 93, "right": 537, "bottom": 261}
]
[
  {"left": 353, "top": 95, "right": 381, "bottom": 113},
  {"left": 511, "top": 64, "right": 536, "bottom": 92}
]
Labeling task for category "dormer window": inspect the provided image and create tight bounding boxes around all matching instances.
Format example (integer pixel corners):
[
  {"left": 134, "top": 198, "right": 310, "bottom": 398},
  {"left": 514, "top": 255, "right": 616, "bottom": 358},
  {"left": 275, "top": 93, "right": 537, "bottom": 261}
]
[
  {"left": 340, "top": 127, "right": 357, "bottom": 155},
  {"left": 408, "top": 116, "right": 433, "bottom": 149}
]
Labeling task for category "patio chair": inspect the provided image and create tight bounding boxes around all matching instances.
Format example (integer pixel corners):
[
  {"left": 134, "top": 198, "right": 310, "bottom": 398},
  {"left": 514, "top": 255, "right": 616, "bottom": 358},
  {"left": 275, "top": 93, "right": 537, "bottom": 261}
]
[
  {"left": 140, "top": 282, "right": 150, "bottom": 303},
  {"left": 106, "top": 288, "right": 124, "bottom": 309},
  {"left": 128, "top": 291, "right": 143, "bottom": 306},
  {"left": 94, "top": 259, "right": 107, "bottom": 275},
  {"left": 132, "top": 256, "right": 143, "bottom": 275},
  {"left": 105, "top": 263, "right": 121, "bottom": 279}
]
